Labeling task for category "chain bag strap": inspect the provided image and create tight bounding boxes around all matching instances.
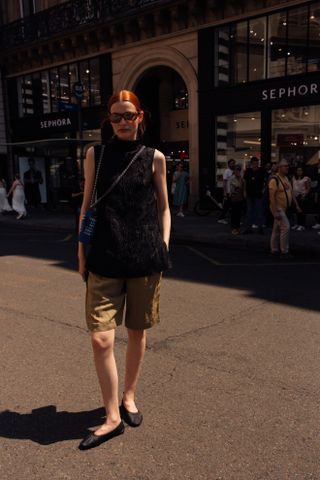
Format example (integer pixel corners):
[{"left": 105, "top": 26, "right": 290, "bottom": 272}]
[
  {"left": 79, "top": 145, "right": 145, "bottom": 244},
  {"left": 78, "top": 144, "right": 105, "bottom": 245}
]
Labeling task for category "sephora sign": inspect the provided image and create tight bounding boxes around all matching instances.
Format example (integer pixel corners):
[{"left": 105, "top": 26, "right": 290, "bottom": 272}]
[{"left": 262, "top": 81, "right": 319, "bottom": 101}]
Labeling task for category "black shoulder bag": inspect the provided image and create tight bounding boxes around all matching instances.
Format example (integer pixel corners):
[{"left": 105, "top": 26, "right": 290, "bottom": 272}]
[{"left": 79, "top": 145, "right": 145, "bottom": 244}]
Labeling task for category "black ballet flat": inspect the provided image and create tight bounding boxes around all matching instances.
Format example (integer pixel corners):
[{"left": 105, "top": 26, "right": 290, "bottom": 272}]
[
  {"left": 78, "top": 421, "right": 125, "bottom": 450},
  {"left": 119, "top": 400, "right": 143, "bottom": 427}
]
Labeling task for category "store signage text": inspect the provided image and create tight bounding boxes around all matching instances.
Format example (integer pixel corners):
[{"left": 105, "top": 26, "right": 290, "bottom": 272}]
[
  {"left": 40, "top": 117, "right": 72, "bottom": 129},
  {"left": 262, "top": 82, "right": 318, "bottom": 101}
]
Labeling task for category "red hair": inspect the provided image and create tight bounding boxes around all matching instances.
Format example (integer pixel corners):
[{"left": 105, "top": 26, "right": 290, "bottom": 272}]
[
  {"left": 107, "top": 90, "right": 145, "bottom": 137},
  {"left": 107, "top": 90, "right": 142, "bottom": 112}
]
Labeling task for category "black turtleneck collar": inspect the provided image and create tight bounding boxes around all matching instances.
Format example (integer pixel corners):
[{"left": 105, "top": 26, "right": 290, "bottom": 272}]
[{"left": 108, "top": 136, "right": 141, "bottom": 152}]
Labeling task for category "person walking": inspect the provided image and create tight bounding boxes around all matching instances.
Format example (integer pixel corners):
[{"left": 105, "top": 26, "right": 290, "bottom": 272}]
[
  {"left": 243, "top": 156, "right": 266, "bottom": 234},
  {"left": 291, "top": 166, "right": 311, "bottom": 231},
  {"left": 7, "top": 174, "right": 27, "bottom": 219},
  {"left": 229, "top": 164, "right": 245, "bottom": 235},
  {"left": 78, "top": 90, "right": 171, "bottom": 450},
  {"left": 269, "top": 159, "right": 300, "bottom": 258},
  {"left": 218, "top": 158, "right": 235, "bottom": 224},
  {"left": 23, "top": 158, "right": 43, "bottom": 208},
  {"left": 172, "top": 161, "right": 189, "bottom": 217},
  {"left": 0, "top": 179, "right": 12, "bottom": 213}
]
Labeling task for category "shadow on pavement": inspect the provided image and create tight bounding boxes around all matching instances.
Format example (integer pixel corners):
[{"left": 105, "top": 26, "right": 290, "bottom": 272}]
[
  {"left": 0, "top": 405, "right": 105, "bottom": 445},
  {"left": 1, "top": 225, "right": 320, "bottom": 313}
]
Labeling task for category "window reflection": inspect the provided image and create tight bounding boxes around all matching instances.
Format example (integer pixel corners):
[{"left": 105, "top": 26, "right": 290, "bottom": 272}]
[
  {"left": 89, "top": 58, "right": 101, "bottom": 106},
  {"left": 215, "top": 26, "right": 231, "bottom": 86},
  {"left": 287, "top": 6, "right": 308, "bottom": 75},
  {"left": 249, "top": 17, "right": 266, "bottom": 81},
  {"left": 268, "top": 12, "right": 287, "bottom": 78},
  {"left": 308, "top": 2, "right": 320, "bottom": 72},
  {"left": 231, "top": 21, "right": 247, "bottom": 84},
  {"left": 272, "top": 105, "right": 320, "bottom": 170},
  {"left": 50, "top": 68, "right": 59, "bottom": 113},
  {"left": 79, "top": 60, "right": 90, "bottom": 107},
  {"left": 59, "top": 65, "right": 70, "bottom": 105},
  {"left": 17, "top": 57, "right": 102, "bottom": 117}
]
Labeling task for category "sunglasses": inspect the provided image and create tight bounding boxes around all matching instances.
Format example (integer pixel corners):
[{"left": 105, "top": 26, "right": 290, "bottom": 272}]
[{"left": 108, "top": 111, "right": 140, "bottom": 123}]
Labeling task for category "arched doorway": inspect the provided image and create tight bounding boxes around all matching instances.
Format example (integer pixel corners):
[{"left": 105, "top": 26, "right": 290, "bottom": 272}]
[
  {"left": 135, "top": 66, "right": 189, "bottom": 167},
  {"left": 114, "top": 45, "right": 199, "bottom": 204}
]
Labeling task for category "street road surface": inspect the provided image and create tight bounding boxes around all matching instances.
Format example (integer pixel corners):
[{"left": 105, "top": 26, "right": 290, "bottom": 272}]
[{"left": 1, "top": 225, "right": 320, "bottom": 480}]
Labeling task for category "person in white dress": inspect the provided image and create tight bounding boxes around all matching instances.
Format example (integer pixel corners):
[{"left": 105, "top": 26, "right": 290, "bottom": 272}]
[
  {"left": 7, "top": 174, "right": 27, "bottom": 219},
  {"left": 0, "top": 179, "right": 12, "bottom": 213}
]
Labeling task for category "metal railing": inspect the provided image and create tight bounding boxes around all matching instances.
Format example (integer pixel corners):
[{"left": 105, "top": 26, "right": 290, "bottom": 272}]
[{"left": 0, "top": 0, "right": 173, "bottom": 49}]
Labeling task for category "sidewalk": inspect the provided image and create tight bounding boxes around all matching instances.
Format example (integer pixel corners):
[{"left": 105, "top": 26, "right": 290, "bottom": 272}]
[{"left": 1, "top": 208, "right": 320, "bottom": 254}]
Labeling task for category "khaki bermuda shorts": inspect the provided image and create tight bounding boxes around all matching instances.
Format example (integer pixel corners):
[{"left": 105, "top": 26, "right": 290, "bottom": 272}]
[{"left": 86, "top": 272, "right": 162, "bottom": 332}]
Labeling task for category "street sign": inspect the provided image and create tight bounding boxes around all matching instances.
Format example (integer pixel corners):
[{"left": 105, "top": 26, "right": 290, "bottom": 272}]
[
  {"left": 73, "top": 82, "right": 85, "bottom": 100},
  {"left": 59, "top": 101, "right": 79, "bottom": 111}
]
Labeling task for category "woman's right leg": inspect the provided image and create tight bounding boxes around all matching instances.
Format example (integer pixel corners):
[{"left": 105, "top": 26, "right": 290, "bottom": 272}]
[{"left": 91, "top": 330, "right": 121, "bottom": 435}]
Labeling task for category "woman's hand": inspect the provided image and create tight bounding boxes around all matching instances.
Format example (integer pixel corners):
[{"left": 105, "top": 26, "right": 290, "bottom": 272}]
[{"left": 78, "top": 252, "right": 87, "bottom": 282}]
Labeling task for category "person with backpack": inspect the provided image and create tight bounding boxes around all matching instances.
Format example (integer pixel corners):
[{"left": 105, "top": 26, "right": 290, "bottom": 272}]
[{"left": 268, "top": 159, "right": 301, "bottom": 258}]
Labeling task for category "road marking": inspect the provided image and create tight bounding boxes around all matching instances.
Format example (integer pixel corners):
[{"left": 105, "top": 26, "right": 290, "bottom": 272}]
[
  {"left": 186, "top": 246, "right": 222, "bottom": 265},
  {"left": 186, "top": 246, "right": 320, "bottom": 267}
]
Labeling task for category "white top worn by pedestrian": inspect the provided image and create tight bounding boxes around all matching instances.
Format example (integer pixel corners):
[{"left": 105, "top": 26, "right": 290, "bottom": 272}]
[
  {"left": 7, "top": 175, "right": 27, "bottom": 219},
  {"left": 0, "top": 180, "right": 12, "bottom": 213}
]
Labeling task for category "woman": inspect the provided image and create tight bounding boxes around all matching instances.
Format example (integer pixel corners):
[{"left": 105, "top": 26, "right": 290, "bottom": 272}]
[
  {"left": 7, "top": 174, "right": 26, "bottom": 219},
  {"left": 229, "top": 164, "right": 244, "bottom": 235},
  {"left": 78, "top": 90, "right": 171, "bottom": 450},
  {"left": 292, "top": 166, "right": 311, "bottom": 231},
  {"left": 0, "top": 179, "right": 12, "bottom": 213},
  {"left": 172, "top": 162, "right": 189, "bottom": 217}
]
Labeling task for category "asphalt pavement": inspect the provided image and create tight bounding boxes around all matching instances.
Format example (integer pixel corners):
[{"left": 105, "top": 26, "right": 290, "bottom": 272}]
[
  {"left": 1, "top": 224, "right": 320, "bottom": 479},
  {"left": 1, "top": 207, "right": 320, "bottom": 255}
]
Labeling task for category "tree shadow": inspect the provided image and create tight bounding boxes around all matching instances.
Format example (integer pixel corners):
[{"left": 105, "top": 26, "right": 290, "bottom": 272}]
[{"left": 0, "top": 405, "right": 105, "bottom": 445}]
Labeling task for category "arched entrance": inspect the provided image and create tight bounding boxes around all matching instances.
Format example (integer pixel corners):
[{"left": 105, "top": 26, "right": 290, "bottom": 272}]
[
  {"left": 135, "top": 66, "right": 189, "bottom": 163},
  {"left": 114, "top": 46, "right": 199, "bottom": 204}
]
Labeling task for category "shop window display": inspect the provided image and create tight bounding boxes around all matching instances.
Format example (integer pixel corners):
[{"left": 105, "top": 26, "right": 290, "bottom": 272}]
[
  {"left": 216, "top": 112, "right": 261, "bottom": 187},
  {"left": 271, "top": 105, "right": 320, "bottom": 173}
]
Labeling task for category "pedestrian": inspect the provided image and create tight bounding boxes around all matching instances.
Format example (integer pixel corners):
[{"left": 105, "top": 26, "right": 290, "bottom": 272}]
[
  {"left": 0, "top": 179, "right": 12, "bottom": 213},
  {"left": 77, "top": 90, "right": 171, "bottom": 450},
  {"left": 7, "top": 174, "right": 27, "bottom": 219},
  {"left": 243, "top": 156, "right": 266, "bottom": 234},
  {"left": 229, "top": 164, "right": 244, "bottom": 235},
  {"left": 291, "top": 166, "right": 311, "bottom": 231},
  {"left": 23, "top": 158, "right": 43, "bottom": 208},
  {"left": 269, "top": 159, "right": 301, "bottom": 258},
  {"left": 218, "top": 158, "right": 235, "bottom": 224},
  {"left": 172, "top": 161, "right": 189, "bottom": 217}
]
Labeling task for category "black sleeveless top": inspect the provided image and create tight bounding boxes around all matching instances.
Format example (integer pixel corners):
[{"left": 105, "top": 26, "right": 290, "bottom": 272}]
[{"left": 86, "top": 137, "right": 169, "bottom": 278}]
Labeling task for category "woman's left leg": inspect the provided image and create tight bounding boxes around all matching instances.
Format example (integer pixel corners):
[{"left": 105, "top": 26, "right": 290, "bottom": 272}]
[{"left": 123, "top": 328, "right": 147, "bottom": 412}]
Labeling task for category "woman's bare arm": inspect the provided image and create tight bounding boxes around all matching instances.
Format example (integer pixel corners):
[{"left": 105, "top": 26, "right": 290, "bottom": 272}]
[
  {"left": 78, "top": 146, "right": 95, "bottom": 279},
  {"left": 153, "top": 149, "right": 171, "bottom": 249}
]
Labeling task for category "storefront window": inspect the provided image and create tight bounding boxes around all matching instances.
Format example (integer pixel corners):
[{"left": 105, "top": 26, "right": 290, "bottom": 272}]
[
  {"left": 59, "top": 65, "right": 70, "bottom": 106},
  {"left": 89, "top": 58, "right": 101, "bottom": 106},
  {"left": 271, "top": 105, "right": 320, "bottom": 172},
  {"left": 24, "top": 75, "right": 34, "bottom": 116},
  {"left": 268, "top": 11, "right": 287, "bottom": 78},
  {"left": 308, "top": 2, "right": 320, "bottom": 72},
  {"left": 214, "top": 26, "right": 231, "bottom": 86},
  {"left": 287, "top": 6, "right": 308, "bottom": 76},
  {"left": 79, "top": 60, "right": 90, "bottom": 108},
  {"left": 216, "top": 112, "right": 261, "bottom": 186},
  {"left": 17, "top": 77, "right": 25, "bottom": 117},
  {"left": 50, "top": 68, "right": 59, "bottom": 112},
  {"left": 231, "top": 21, "right": 248, "bottom": 84},
  {"left": 41, "top": 71, "right": 50, "bottom": 114},
  {"left": 68, "top": 63, "right": 79, "bottom": 104},
  {"left": 249, "top": 17, "right": 266, "bottom": 81}
]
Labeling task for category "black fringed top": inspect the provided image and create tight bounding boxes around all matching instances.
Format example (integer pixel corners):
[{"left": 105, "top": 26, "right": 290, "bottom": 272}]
[{"left": 86, "top": 136, "right": 169, "bottom": 277}]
